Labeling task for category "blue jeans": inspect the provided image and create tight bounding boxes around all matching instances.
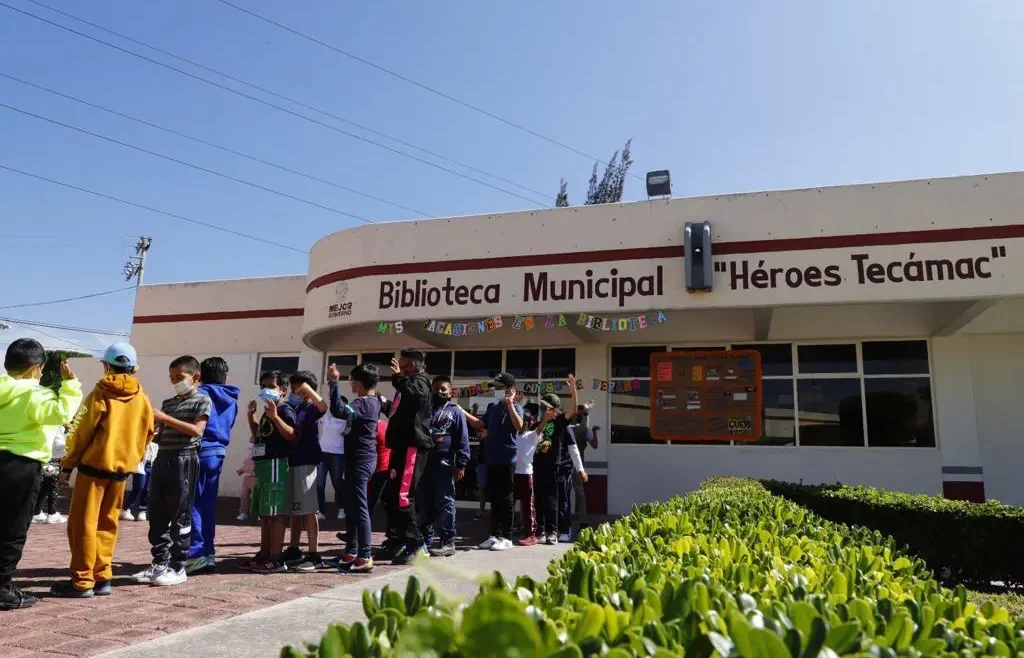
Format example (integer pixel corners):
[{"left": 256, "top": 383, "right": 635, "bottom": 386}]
[
  {"left": 420, "top": 457, "right": 456, "bottom": 545},
  {"left": 188, "top": 454, "right": 224, "bottom": 559},
  {"left": 124, "top": 463, "right": 152, "bottom": 512},
  {"left": 343, "top": 456, "right": 374, "bottom": 559},
  {"left": 316, "top": 452, "right": 346, "bottom": 515}
]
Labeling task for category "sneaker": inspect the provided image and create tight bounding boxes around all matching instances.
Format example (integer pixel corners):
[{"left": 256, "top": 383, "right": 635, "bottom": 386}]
[
  {"left": 119, "top": 509, "right": 134, "bottom": 522},
  {"left": 392, "top": 545, "right": 425, "bottom": 566},
  {"left": 281, "top": 546, "right": 304, "bottom": 565},
  {"left": 0, "top": 585, "right": 38, "bottom": 610},
  {"left": 136, "top": 511, "right": 148, "bottom": 522},
  {"left": 94, "top": 580, "right": 113, "bottom": 596},
  {"left": 152, "top": 568, "right": 187, "bottom": 587},
  {"left": 349, "top": 557, "right": 374, "bottom": 574},
  {"left": 236, "top": 513, "right": 250, "bottom": 522},
  {"left": 185, "top": 556, "right": 214, "bottom": 574},
  {"left": 46, "top": 513, "right": 67, "bottom": 524},
  {"left": 31, "top": 512, "right": 48, "bottom": 524},
  {"left": 132, "top": 564, "right": 167, "bottom": 584},
  {"left": 516, "top": 536, "right": 538, "bottom": 547},
  {"left": 336, "top": 510, "right": 345, "bottom": 520},
  {"left": 429, "top": 543, "right": 456, "bottom": 557},
  {"left": 315, "top": 511, "right": 326, "bottom": 521},
  {"left": 331, "top": 552, "right": 357, "bottom": 571},
  {"left": 417, "top": 545, "right": 431, "bottom": 559},
  {"left": 478, "top": 536, "right": 498, "bottom": 550},
  {"left": 490, "top": 538, "right": 513, "bottom": 551},
  {"left": 293, "top": 553, "right": 327, "bottom": 573},
  {"left": 50, "top": 581, "right": 94, "bottom": 598},
  {"left": 558, "top": 533, "right": 572, "bottom": 543},
  {"left": 545, "top": 533, "right": 558, "bottom": 545},
  {"left": 252, "top": 559, "right": 287, "bottom": 574}
]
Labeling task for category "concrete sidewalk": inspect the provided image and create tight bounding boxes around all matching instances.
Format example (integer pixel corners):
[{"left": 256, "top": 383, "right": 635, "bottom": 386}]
[{"left": 99, "top": 543, "right": 571, "bottom": 658}]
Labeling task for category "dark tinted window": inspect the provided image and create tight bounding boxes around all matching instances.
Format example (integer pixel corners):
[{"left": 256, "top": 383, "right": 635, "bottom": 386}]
[
  {"left": 862, "top": 341, "right": 929, "bottom": 375},
  {"left": 257, "top": 356, "right": 299, "bottom": 383},
  {"left": 797, "top": 344, "right": 857, "bottom": 374},
  {"left": 325, "top": 354, "right": 358, "bottom": 381},
  {"left": 865, "top": 377, "right": 935, "bottom": 447},
  {"left": 610, "top": 381, "right": 653, "bottom": 444},
  {"left": 541, "top": 348, "right": 576, "bottom": 379},
  {"left": 454, "top": 351, "right": 502, "bottom": 379},
  {"left": 745, "top": 378, "right": 796, "bottom": 446},
  {"left": 796, "top": 378, "right": 863, "bottom": 446},
  {"left": 361, "top": 352, "right": 394, "bottom": 369},
  {"left": 732, "top": 344, "right": 793, "bottom": 377},
  {"left": 506, "top": 350, "right": 540, "bottom": 380},
  {"left": 611, "top": 346, "right": 666, "bottom": 379},
  {"left": 424, "top": 351, "right": 453, "bottom": 377}
]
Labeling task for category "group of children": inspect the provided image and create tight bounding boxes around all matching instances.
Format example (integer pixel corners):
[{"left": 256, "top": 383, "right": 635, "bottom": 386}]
[{"left": 0, "top": 341, "right": 595, "bottom": 612}]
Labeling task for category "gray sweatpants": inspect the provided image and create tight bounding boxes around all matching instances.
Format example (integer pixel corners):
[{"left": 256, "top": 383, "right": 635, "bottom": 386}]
[{"left": 148, "top": 450, "right": 199, "bottom": 571}]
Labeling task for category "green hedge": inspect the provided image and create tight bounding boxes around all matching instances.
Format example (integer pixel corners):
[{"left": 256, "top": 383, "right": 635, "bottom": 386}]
[
  {"left": 284, "top": 477, "right": 1021, "bottom": 658},
  {"left": 761, "top": 480, "right": 1024, "bottom": 588}
]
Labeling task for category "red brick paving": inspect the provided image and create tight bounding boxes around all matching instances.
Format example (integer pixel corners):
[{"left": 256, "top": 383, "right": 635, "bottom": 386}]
[{"left": 0, "top": 506, "right": 450, "bottom": 658}]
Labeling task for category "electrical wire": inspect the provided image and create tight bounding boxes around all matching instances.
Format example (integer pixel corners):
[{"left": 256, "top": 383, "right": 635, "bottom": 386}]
[
  {"left": 9, "top": 0, "right": 552, "bottom": 205},
  {"left": 0, "top": 72, "right": 433, "bottom": 219},
  {"left": 0, "top": 101, "right": 374, "bottom": 224},
  {"left": 211, "top": 0, "right": 644, "bottom": 182},
  {"left": 0, "top": 163, "right": 309, "bottom": 254},
  {"left": 1, "top": 317, "right": 129, "bottom": 336},
  {"left": 0, "top": 286, "right": 135, "bottom": 311},
  {"left": 1, "top": 318, "right": 106, "bottom": 351}
]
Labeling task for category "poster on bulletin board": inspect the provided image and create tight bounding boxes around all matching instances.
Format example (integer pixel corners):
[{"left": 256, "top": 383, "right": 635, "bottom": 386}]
[{"left": 648, "top": 350, "right": 763, "bottom": 442}]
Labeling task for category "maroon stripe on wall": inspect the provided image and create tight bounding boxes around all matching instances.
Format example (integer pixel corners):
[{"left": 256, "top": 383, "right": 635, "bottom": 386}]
[
  {"left": 942, "top": 480, "right": 985, "bottom": 502},
  {"left": 306, "top": 223, "right": 1024, "bottom": 293},
  {"left": 133, "top": 308, "right": 304, "bottom": 324}
]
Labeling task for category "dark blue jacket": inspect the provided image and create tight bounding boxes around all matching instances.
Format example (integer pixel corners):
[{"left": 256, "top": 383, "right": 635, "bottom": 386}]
[
  {"left": 429, "top": 401, "right": 470, "bottom": 469},
  {"left": 198, "top": 383, "right": 240, "bottom": 457}
]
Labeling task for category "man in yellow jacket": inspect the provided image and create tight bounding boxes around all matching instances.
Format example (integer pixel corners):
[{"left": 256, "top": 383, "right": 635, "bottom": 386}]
[
  {"left": 52, "top": 343, "right": 154, "bottom": 598},
  {"left": 0, "top": 338, "right": 83, "bottom": 611}
]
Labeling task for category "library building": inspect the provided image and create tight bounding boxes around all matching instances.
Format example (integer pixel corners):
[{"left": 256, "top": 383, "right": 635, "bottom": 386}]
[{"left": 105, "top": 171, "right": 1024, "bottom": 515}]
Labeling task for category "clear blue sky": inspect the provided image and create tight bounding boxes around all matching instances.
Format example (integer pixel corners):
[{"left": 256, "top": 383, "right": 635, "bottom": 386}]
[{"left": 2, "top": 0, "right": 1023, "bottom": 354}]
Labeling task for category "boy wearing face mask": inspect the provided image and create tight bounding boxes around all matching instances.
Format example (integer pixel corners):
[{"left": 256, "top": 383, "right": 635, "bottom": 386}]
[
  {"left": 134, "top": 356, "right": 211, "bottom": 587},
  {"left": 421, "top": 375, "right": 469, "bottom": 558},
  {"left": 0, "top": 339, "right": 83, "bottom": 611}
]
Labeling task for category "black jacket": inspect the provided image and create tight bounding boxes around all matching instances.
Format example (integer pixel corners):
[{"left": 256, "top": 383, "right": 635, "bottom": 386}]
[{"left": 385, "top": 370, "right": 433, "bottom": 451}]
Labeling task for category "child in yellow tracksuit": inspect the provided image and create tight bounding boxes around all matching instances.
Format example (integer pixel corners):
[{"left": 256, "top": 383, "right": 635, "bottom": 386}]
[{"left": 52, "top": 343, "right": 154, "bottom": 598}]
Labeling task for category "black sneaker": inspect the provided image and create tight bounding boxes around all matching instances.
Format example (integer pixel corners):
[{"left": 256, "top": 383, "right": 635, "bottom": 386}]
[
  {"left": 293, "top": 553, "right": 327, "bottom": 573},
  {"left": 281, "top": 546, "right": 303, "bottom": 565},
  {"left": 0, "top": 585, "right": 38, "bottom": 610},
  {"left": 94, "top": 580, "right": 113, "bottom": 596},
  {"left": 429, "top": 542, "right": 456, "bottom": 558},
  {"left": 252, "top": 559, "right": 287, "bottom": 574},
  {"left": 50, "top": 581, "right": 95, "bottom": 598}
]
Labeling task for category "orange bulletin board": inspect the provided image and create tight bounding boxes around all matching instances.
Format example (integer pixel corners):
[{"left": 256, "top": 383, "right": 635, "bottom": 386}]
[{"left": 649, "top": 350, "right": 763, "bottom": 442}]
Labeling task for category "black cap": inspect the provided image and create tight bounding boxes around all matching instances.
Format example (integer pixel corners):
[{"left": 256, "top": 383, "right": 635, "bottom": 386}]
[
  {"left": 494, "top": 372, "right": 516, "bottom": 388},
  {"left": 540, "top": 393, "right": 562, "bottom": 410}
]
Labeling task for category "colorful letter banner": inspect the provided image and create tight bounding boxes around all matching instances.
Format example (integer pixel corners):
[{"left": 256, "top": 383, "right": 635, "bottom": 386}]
[
  {"left": 423, "top": 315, "right": 503, "bottom": 337},
  {"left": 511, "top": 311, "right": 667, "bottom": 332},
  {"left": 592, "top": 378, "right": 645, "bottom": 393},
  {"left": 452, "top": 378, "right": 584, "bottom": 399},
  {"left": 375, "top": 321, "right": 404, "bottom": 334}
]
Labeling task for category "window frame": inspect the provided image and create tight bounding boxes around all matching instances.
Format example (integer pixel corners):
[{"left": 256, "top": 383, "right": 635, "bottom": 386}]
[{"left": 255, "top": 353, "right": 301, "bottom": 384}]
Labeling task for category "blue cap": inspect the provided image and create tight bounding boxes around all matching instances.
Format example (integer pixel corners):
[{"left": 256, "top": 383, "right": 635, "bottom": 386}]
[{"left": 101, "top": 342, "right": 137, "bottom": 369}]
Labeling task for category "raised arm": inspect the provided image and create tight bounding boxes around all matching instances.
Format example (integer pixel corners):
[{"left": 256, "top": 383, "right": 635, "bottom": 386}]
[
  {"left": 328, "top": 380, "right": 352, "bottom": 420},
  {"left": 265, "top": 400, "right": 295, "bottom": 440}
]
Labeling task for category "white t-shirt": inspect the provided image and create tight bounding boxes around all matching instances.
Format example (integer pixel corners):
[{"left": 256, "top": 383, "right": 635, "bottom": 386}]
[
  {"left": 318, "top": 413, "right": 347, "bottom": 455},
  {"left": 515, "top": 431, "right": 542, "bottom": 475}
]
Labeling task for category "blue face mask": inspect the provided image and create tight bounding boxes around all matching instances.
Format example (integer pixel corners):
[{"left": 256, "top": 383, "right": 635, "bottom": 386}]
[
  {"left": 257, "top": 388, "right": 280, "bottom": 404},
  {"left": 287, "top": 393, "right": 303, "bottom": 407}
]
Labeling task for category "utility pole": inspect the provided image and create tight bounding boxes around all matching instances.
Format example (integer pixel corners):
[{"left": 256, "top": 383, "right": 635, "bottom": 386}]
[{"left": 123, "top": 237, "right": 152, "bottom": 287}]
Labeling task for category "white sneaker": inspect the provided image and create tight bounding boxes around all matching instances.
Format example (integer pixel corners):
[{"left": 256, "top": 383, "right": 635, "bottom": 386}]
[
  {"left": 490, "top": 538, "right": 513, "bottom": 551},
  {"left": 236, "top": 513, "right": 250, "bottom": 522},
  {"left": 31, "top": 512, "right": 48, "bottom": 524},
  {"left": 136, "top": 511, "right": 148, "bottom": 522},
  {"left": 337, "top": 510, "right": 345, "bottom": 520},
  {"left": 120, "top": 509, "right": 134, "bottom": 521},
  {"left": 315, "top": 512, "right": 326, "bottom": 521},
  {"left": 46, "top": 513, "right": 67, "bottom": 524},
  {"left": 545, "top": 533, "right": 558, "bottom": 545},
  {"left": 558, "top": 533, "right": 572, "bottom": 543},
  {"left": 152, "top": 568, "right": 187, "bottom": 587},
  {"left": 478, "top": 536, "right": 498, "bottom": 550},
  {"left": 132, "top": 564, "right": 166, "bottom": 584}
]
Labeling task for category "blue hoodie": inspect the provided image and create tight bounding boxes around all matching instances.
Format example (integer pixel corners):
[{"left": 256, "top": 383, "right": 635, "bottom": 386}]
[{"left": 198, "top": 383, "right": 240, "bottom": 457}]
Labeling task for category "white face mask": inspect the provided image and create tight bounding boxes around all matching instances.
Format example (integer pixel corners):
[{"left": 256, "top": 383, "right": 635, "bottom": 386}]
[
  {"left": 494, "top": 388, "right": 506, "bottom": 401},
  {"left": 172, "top": 378, "right": 195, "bottom": 396}
]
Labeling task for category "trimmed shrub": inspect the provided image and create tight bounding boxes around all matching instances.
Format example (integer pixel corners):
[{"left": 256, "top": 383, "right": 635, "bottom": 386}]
[
  {"left": 762, "top": 480, "right": 1024, "bottom": 587},
  {"left": 284, "top": 478, "right": 1020, "bottom": 657}
]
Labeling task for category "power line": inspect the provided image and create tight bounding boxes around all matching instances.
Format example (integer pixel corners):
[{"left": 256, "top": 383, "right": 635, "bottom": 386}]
[
  {"left": 0, "top": 163, "right": 309, "bottom": 254},
  {"left": 211, "top": 0, "right": 643, "bottom": 182},
  {"left": 0, "top": 101, "right": 374, "bottom": 224},
  {"left": 8, "top": 0, "right": 551, "bottom": 206},
  {"left": 0, "top": 286, "right": 135, "bottom": 311},
  {"left": 0, "top": 72, "right": 433, "bottom": 219},
  {"left": 1, "top": 316, "right": 128, "bottom": 337}
]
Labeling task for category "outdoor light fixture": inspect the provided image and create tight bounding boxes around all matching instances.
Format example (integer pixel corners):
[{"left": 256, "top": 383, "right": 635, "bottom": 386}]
[
  {"left": 684, "top": 221, "right": 713, "bottom": 292},
  {"left": 646, "top": 170, "right": 671, "bottom": 198}
]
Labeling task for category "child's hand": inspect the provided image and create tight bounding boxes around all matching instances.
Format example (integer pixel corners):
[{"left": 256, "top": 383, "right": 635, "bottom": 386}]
[
  {"left": 60, "top": 360, "right": 76, "bottom": 381},
  {"left": 265, "top": 399, "right": 279, "bottom": 418},
  {"left": 539, "top": 440, "right": 551, "bottom": 453},
  {"left": 248, "top": 400, "right": 258, "bottom": 416},
  {"left": 580, "top": 471, "right": 589, "bottom": 483},
  {"left": 59, "top": 471, "right": 71, "bottom": 487},
  {"left": 567, "top": 373, "right": 577, "bottom": 390},
  {"left": 294, "top": 382, "right": 314, "bottom": 399},
  {"left": 327, "top": 363, "right": 341, "bottom": 382}
]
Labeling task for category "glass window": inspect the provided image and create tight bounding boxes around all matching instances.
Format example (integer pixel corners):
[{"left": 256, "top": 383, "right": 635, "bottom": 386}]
[
  {"left": 424, "top": 351, "right": 452, "bottom": 377},
  {"left": 610, "top": 381, "right": 653, "bottom": 444},
  {"left": 325, "top": 354, "right": 358, "bottom": 381},
  {"left": 361, "top": 352, "right": 394, "bottom": 369},
  {"left": 732, "top": 343, "right": 794, "bottom": 377},
  {"left": 744, "top": 378, "right": 796, "bottom": 446},
  {"left": 796, "top": 378, "right": 863, "bottom": 446},
  {"left": 862, "top": 341, "right": 929, "bottom": 375},
  {"left": 611, "top": 346, "right": 666, "bottom": 379},
  {"left": 454, "top": 350, "right": 502, "bottom": 379},
  {"left": 797, "top": 344, "right": 857, "bottom": 374},
  {"left": 541, "top": 348, "right": 576, "bottom": 379},
  {"left": 865, "top": 377, "right": 935, "bottom": 447},
  {"left": 506, "top": 349, "right": 540, "bottom": 380},
  {"left": 256, "top": 355, "right": 299, "bottom": 383},
  {"left": 672, "top": 346, "right": 726, "bottom": 353}
]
